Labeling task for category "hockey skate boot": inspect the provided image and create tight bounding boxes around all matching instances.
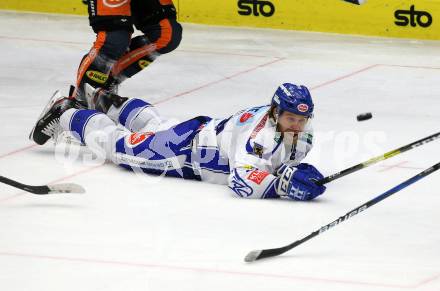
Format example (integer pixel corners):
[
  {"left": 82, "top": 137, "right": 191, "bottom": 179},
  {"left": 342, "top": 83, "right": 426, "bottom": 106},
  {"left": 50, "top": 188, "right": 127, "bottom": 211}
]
[
  {"left": 29, "top": 91, "right": 80, "bottom": 145},
  {"left": 104, "top": 74, "right": 121, "bottom": 95},
  {"left": 84, "top": 83, "right": 127, "bottom": 113}
]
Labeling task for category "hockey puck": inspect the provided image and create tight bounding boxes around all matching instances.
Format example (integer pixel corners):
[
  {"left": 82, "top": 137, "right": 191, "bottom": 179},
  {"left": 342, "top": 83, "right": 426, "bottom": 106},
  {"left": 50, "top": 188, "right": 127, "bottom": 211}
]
[{"left": 357, "top": 112, "right": 372, "bottom": 121}]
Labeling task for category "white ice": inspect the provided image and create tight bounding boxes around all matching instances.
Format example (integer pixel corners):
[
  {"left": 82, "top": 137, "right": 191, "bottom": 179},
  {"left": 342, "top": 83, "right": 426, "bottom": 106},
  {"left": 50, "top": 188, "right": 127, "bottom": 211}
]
[{"left": 0, "top": 11, "right": 439, "bottom": 291}]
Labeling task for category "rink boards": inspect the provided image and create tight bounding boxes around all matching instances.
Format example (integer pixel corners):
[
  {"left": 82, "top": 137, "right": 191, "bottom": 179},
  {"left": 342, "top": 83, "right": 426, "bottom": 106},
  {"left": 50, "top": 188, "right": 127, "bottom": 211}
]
[
  {"left": 0, "top": 0, "right": 86, "bottom": 15},
  {"left": 1, "top": 0, "right": 439, "bottom": 40}
]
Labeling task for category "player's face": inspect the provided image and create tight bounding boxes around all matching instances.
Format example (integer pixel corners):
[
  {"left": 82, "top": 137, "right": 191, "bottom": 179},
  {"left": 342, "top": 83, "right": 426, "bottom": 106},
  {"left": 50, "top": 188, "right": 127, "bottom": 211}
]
[{"left": 278, "top": 111, "right": 308, "bottom": 134}]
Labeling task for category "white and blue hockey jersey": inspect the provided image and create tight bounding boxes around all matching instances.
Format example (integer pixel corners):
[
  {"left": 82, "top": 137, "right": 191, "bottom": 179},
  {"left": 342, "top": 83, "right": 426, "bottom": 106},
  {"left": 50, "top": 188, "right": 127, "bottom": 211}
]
[
  {"left": 192, "top": 105, "right": 313, "bottom": 198},
  {"left": 61, "top": 98, "right": 314, "bottom": 199}
]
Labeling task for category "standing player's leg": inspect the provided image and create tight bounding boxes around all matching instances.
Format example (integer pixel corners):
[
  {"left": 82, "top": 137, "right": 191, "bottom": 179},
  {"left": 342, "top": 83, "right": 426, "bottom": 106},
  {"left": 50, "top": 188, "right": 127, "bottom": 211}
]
[
  {"left": 105, "top": 0, "right": 182, "bottom": 90},
  {"left": 72, "top": 0, "right": 133, "bottom": 104}
]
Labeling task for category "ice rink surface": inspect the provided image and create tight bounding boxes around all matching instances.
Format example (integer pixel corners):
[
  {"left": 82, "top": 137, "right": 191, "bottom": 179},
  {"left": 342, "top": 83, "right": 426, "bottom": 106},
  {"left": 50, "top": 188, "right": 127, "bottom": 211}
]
[{"left": 0, "top": 11, "right": 439, "bottom": 291}]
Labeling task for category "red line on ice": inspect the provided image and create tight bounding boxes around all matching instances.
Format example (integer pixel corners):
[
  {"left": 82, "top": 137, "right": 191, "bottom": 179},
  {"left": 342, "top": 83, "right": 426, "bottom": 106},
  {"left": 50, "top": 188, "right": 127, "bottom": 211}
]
[
  {"left": 0, "top": 35, "right": 274, "bottom": 59},
  {"left": 411, "top": 273, "right": 440, "bottom": 288},
  {"left": 0, "top": 144, "right": 38, "bottom": 159},
  {"left": 154, "top": 57, "right": 285, "bottom": 105},
  {"left": 380, "top": 64, "right": 440, "bottom": 70},
  {"left": 310, "top": 64, "right": 380, "bottom": 90},
  {"left": 378, "top": 161, "right": 425, "bottom": 172},
  {"left": 0, "top": 251, "right": 420, "bottom": 289}
]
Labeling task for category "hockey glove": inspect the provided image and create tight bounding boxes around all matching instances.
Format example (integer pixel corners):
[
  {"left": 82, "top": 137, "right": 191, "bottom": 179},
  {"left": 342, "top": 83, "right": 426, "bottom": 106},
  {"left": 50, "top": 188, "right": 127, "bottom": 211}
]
[{"left": 276, "top": 163, "right": 326, "bottom": 201}]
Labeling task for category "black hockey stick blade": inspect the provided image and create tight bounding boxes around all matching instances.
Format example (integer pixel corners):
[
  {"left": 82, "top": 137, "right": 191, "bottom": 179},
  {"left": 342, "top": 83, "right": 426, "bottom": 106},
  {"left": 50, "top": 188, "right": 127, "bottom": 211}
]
[
  {"left": 342, "top": 0, "right": 366, "bottom": 4},
  {"left": 0, "top": 175, "right": 85, "bottom": 195},
  {"left": 245, "top": 246, "right": 293, "bottom": 262},
  {"left": 317, "top": 131, "right": 440, "bottom": 185},
  {"left": 245, "top": 162, "right": 440, "bottom": 262}
]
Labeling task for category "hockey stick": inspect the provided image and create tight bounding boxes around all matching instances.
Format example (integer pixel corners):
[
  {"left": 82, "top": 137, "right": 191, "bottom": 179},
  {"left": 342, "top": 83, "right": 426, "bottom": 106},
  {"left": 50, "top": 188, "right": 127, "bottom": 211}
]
[
  {"left": 317, "top": 131, "right": 440, "bottom": 185},
  {"left": 342, "top": 0, "right": 365, "bottom": 5},
  {"left": 0, "top": 175, "right": 85, "bottom": 195},
  {"left": 245, "top": 162, "right": 440, "bottom": 262}
]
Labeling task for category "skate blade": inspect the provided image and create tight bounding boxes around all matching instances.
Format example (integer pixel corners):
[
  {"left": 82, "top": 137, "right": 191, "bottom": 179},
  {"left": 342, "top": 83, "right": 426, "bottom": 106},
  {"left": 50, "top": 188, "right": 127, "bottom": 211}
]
[
  {"left": 29, "top": 90, "right": 63, "bottom": 141},
  {"left": 54, "top": 131, "right": 84, "bottom": 146}
]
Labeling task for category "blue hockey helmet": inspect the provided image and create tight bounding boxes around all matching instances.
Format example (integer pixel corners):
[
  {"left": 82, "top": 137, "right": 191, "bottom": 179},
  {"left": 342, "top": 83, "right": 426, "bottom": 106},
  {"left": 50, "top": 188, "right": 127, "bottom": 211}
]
[{"left": 271, "top": 83, "right": 314, "bottom": 118}]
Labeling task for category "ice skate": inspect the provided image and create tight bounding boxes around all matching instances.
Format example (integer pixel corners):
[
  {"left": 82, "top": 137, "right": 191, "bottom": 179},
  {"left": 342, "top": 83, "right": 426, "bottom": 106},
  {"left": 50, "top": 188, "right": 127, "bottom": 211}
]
[
  {"left": 29, "top": 91, "right": 80, "bottom": 145},
  {"left": 84, "top": 83, "right": 127, "bottom": 113}
]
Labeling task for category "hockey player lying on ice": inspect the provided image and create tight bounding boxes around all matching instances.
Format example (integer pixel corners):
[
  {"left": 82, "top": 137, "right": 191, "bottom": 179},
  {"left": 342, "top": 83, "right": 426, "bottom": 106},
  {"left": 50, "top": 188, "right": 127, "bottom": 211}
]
[{"left": 30, "top": 83, "right": 326, "bottom": 201}]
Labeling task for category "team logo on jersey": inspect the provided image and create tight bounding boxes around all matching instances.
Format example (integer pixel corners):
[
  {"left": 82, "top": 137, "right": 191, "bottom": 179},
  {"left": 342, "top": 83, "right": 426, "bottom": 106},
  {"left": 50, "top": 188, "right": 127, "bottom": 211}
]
[
  {"left": 253, "top": 142, "right": 264, "bottom": 158},
  {"left": 87, "top": 70, "right": 108, "bottom": 84},
  {"left": 247, "top": 169, "right": 270, "bottom": 185},
  {"left": 230, "top": 170, "right": 254, "bottom": 197},
  {"left": 127, "top": 132, "right": 154, "bottom": 147},
  {"left": 103, "top": 0, "right": 129, "bottom": 8},
  {"left": 138, "top": 60, "right": 151, "bottom": 69},
  {"left": 297, "top": 103, "right": 309, "bottom": 113}
]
